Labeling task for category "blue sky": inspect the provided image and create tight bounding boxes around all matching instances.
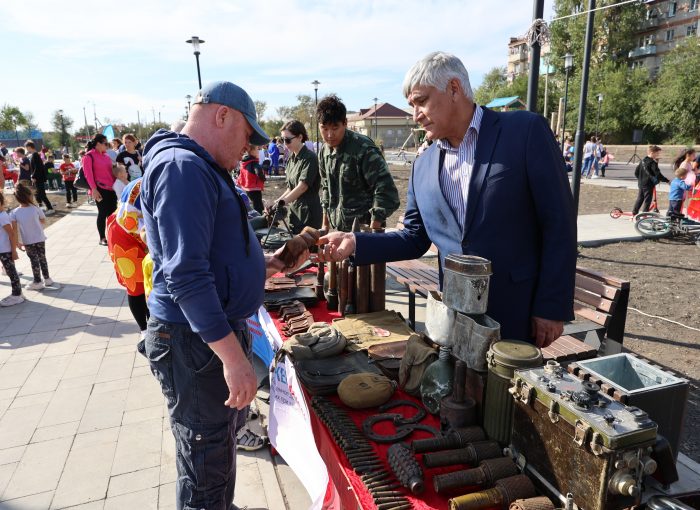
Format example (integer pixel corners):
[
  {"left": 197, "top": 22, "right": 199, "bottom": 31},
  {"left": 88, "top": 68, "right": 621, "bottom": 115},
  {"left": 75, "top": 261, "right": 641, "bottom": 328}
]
[{"left": 3, "top": 0, "right": 554, "bottom": 132}]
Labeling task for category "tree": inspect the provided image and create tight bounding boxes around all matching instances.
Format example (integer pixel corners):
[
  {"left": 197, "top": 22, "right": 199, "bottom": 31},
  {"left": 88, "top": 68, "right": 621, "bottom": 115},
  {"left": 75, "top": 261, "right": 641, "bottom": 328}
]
[
  {"left": 261, "top": 119, "right": 284, "bottom": 141},
  {"left": 641, "top": 38, "right": 700, "bottom": 143},
  {"left": 474, "top": 67, "right": 508, "bottom": 105},
  {"left": 0, "top": 105, "right": 31, "bottom": 144},
  {"left": 51, "top": 110, "right": 74, "bottom": 148},
  {"left": 254, "top": 100, "right": 267, "bottom": 121}
]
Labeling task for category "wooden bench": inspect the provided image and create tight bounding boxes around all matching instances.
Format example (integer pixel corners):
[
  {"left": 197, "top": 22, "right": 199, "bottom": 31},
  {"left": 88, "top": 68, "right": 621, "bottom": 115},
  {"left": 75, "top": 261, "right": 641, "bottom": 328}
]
[{"left": 562, "top": 266, "right": 630, "bottom": 356}]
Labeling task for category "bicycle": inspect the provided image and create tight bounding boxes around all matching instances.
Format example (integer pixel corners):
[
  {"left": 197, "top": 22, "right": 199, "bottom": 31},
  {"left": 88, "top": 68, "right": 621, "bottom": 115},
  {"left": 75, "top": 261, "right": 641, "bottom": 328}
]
[
  {"left": 634, "top": 212, "right": 700, "bottom": 247},
  {"left": 610, "top": 186, "right": 659, "bottom": 221}
]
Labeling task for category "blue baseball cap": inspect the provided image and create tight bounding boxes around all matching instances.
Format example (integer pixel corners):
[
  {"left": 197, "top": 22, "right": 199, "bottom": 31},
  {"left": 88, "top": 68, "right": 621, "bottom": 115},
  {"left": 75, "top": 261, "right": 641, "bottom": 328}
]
[{"left": 192, "top": 81, "right": 269, "bottom": 146}]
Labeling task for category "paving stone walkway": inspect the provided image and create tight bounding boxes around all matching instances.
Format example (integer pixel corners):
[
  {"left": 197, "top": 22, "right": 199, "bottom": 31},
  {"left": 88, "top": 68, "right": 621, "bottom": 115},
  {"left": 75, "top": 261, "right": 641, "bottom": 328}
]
[{"left": 0, "top": 203, "right": 301, "bottom": 510}]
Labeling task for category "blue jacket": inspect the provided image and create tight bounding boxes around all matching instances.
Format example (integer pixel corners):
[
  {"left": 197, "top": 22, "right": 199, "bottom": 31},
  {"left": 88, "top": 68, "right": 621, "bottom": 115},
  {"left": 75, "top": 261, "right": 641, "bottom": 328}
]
[
  {"left": 669, "top": 178, "right": 692, "bottom": 201},
  {"left": 141, "top": 130, "right": 266, "bottom": 342},
  {"left": 354, "top": 108, "right": 577, "bottom": 341},
  {"left": 268, "top": 142, "right": 280, "bottom": 165}
]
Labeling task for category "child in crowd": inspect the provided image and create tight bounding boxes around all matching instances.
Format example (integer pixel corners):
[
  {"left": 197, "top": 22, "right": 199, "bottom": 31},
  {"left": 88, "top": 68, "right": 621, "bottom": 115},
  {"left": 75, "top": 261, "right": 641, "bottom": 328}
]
[
  {"left": 0, "top": 193, "right": 24, "bottom": 306},
  {"left": 14, "top": 148, "right": 31, "bottom": 182},
  {"left": 112, "top": 163, "right": 129, "bottom": 197},
  {"left": 45, "top": 155, "right": 63, "bottom": 191},
  {"left": 668, "top": 167, "right": 693, "bottom": 217},
  {"left": 11, "top": 182, "right": 55, "bottom": 291},
  {"left": 59, "top": 154, "right": 78, "bottom": 207}
]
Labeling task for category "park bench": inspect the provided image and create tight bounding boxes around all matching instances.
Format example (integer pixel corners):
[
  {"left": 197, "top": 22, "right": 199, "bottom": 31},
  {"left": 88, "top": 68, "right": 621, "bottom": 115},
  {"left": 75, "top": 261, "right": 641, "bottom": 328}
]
[{"left": 386, "top": 220, "right": 630, "bottom": 357}]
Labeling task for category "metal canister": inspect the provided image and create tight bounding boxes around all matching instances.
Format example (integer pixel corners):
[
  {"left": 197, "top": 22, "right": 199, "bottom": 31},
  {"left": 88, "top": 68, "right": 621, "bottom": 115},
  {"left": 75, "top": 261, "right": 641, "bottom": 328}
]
[
  {"left": 442, "top": 255, "right": 492, "bottom": 315},
  {"left": 483, "top": 341, "right": 542, "bottom": 446}
]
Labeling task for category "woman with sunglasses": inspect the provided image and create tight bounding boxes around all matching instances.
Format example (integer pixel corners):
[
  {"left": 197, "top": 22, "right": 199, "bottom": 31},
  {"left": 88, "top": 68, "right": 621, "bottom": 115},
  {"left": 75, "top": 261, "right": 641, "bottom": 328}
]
[
  {"left": 274, "top": 121, "right": 322, "bottom": 234},
  {"left": 82, "top": 134, "right": 117, "bottom": 245}
]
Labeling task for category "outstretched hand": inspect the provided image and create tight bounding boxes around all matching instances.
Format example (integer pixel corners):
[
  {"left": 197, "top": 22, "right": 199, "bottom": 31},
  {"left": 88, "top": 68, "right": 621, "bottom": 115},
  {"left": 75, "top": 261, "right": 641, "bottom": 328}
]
[{"left": 316, "top": 231, "right": 356, "bottom": 263}]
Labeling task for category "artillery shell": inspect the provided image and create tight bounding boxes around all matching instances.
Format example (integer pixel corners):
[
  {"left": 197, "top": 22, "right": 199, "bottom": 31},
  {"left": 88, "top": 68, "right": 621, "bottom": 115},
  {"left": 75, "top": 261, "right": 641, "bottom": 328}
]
[{"left": 377, "top": 501, "right": 410, "bottom": 510}]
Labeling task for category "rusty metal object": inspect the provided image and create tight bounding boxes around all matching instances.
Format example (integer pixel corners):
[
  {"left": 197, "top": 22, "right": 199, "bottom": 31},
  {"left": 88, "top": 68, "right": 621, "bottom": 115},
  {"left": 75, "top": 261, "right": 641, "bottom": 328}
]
[
  {"left": 387, "top": 443, "right": 424, "bottom": 494},
  {"left": 338, "top": 260, "right": 348, "bottom": 316},
  {"left": 441, "top": 360, "right": 477, "bottom": 431},
  {"left": 369, "top": 227, "right": 386, "bottom": 312},
  {"left": 434, "top": 457, "right": 519, "bottom": 493},
  {"left": 422, "top": 440, "right": 502, "bottom": 468},
  {"left": 316, "top": 260, "right": 325, "bottom": 300},
  {"left": 356, "top": 224, "right": 371, "bottom": 314},
  {"left": 327, "top": 261, "right": 338, "bottom": 311},
  {"left": 412, "top": 426, "right": 486, "bottom": 454},
  {"left": 509, "top": 496, "right": 556, "bottom": 510},
  {"left": 345, "top": 260, "right": 355, "bottom": 315},
  {"left": 449, "top": 474, "right": 536, "bottom": 510}
]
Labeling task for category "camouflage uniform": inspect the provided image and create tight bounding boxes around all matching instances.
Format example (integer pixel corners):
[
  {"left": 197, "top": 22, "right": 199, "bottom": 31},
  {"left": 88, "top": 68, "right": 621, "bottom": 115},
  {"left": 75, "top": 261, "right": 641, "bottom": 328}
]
[{"left": 319, "top": 129, "right": 400, "bottom": 232}]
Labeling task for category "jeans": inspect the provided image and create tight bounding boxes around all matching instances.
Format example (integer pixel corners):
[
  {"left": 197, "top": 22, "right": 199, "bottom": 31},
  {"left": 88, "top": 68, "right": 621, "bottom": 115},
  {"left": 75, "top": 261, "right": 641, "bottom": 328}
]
[
  {"left": 581, "top": 156, "right": 594, "bottom": 177},
  {"left": 139, "top": 318, "right": 251, "bottom": 510}
]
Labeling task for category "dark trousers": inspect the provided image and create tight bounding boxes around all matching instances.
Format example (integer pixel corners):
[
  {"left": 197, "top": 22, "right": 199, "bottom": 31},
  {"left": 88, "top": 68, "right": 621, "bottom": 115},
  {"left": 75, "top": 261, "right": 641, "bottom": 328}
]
[
  {"left": 0, "top": 252, "right": 21, "bottom": 295},
  {"left": 65, "top": 180, "right": 78, "bottom": 203},
  {"left": 139, "top": 319, "right": 251, "bottom": 510},
  {"left": 96, "top": 187, "right": 118, "bottom": 240},
  {"left": 25, "top": 242, "right": 49, "bottom": 282},
  {"left": 247, "top": 190, "right": 264, "bottom": 215},
  {"left": 668, "top": 200, "right": 683, "bottom": 216},
  {"left": 127, "top": 293, "right": 149, "bottom": 331},
  {"left": 35, "top": 182, "right": 53, "bottom": 210},
  {"left": 632, "top": 185, "right": 655, "bottom": 215}
]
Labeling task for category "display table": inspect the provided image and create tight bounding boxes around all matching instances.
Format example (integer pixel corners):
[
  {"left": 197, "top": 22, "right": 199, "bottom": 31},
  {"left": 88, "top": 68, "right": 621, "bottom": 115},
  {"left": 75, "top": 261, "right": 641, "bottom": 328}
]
[{"left": 270, "top": 299, "right": 460, "bottom": 510}]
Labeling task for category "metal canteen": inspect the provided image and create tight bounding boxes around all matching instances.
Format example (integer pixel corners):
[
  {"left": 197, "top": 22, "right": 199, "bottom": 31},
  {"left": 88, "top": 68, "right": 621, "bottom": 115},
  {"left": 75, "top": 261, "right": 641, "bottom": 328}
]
[
  {"left": 425, "top": 291, "right": 456, "bottom": 347},
  {"left": 442, "top": 254, "right": 492, "bottom": 315}
]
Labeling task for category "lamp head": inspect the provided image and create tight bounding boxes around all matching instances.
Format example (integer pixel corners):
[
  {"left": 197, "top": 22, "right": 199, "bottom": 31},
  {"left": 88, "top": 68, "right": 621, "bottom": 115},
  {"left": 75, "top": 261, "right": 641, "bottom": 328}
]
[
  {"left": 186, "top": 36, "right": 205, "bottom": 53},
  {"left": 564, "top": 53, "right": 574, "bottom": 72}
]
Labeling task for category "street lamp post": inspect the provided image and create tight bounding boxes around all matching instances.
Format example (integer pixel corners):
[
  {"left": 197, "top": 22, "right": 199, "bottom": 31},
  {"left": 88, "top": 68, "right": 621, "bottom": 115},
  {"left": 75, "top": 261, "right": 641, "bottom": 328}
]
[
  {"left": 571, "top": 0, "right": 597, "bottom": 214},
  {"left": 526, "top": 0, "right": 545, "bottom": 112},
  {"left": 185, "top": 94, "right": 192, "bottom": 119},
  {"left": 373, "top": 97, "right": 378, "bottom": 140},
  {"left": 560, "top": 53, "right": 574, "bottom": 154},
  {"left": 312, "top": 80, "right": 320, "bottom": 152},
  {"left": 83, "top": 106, "right": 90, "bottom": 138},
  {"left": 58, "top": 109, "right": 66, "bottom": 148},
  {"left": 595, "top": 93, "right": 603, "bottom": 139},
  {"left": 186, "top": 36, "right": 205, "bottom": 90}
]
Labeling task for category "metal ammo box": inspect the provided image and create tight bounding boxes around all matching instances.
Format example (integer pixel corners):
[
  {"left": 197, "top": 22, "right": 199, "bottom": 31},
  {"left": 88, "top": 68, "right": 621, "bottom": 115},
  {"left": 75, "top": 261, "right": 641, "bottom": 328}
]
[
  {"left": 572, "top": 354, "right": 689, "bottom": 461},
  {"left": 509, "top": 360, "right": 658, "bottom": 510}
]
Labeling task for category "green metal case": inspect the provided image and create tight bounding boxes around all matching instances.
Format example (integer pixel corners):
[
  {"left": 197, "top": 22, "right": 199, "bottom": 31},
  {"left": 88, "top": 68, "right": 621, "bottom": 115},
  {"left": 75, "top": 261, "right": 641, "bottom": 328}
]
[{"left": 509, "top": 360, "right": 658, "bottom": 510}]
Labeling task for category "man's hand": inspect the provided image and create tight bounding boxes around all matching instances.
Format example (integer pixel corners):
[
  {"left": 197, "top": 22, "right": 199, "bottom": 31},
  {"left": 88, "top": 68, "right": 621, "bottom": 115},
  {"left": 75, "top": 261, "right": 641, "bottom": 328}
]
[
  {"left": 317, "top": 231, "right": 356, "bottom": 262},
  {"left": 208, "top": 332, "right": 257, "bottom": 410},
  {"left": 531, "top": 316, "right": 564, "bottom": 348},
  {"left": 265, "top": 246, "right": 309, "bottom": 278},
  {"left": 370, "top": 220, "right": 382, "bottom": 230}
]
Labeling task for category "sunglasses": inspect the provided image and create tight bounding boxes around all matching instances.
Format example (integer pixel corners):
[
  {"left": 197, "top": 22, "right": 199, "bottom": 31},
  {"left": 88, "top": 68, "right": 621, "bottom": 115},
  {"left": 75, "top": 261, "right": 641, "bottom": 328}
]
[{"left": 282, "top": 136, "right": 297, "bottom": 144}]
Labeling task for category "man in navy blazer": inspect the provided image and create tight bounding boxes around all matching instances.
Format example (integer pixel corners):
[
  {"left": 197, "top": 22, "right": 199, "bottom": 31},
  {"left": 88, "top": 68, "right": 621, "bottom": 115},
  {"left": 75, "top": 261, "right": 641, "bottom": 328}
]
[{"left": 319, "top": 52, "right": 577, "bottom": 347}]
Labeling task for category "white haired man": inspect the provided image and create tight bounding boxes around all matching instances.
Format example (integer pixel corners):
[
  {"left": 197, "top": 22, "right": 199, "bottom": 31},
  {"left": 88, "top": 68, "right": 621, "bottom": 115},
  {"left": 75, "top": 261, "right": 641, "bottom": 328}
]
[{"left": 319, "top": 51, "right": 577, "bottom": 348}]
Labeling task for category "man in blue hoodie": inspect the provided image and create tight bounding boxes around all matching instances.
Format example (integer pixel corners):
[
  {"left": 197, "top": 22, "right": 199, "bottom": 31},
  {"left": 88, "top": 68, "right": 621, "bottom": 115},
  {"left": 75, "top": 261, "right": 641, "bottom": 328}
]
[{"left": 140, "top": 81, "right": 303, "bottom": 510}]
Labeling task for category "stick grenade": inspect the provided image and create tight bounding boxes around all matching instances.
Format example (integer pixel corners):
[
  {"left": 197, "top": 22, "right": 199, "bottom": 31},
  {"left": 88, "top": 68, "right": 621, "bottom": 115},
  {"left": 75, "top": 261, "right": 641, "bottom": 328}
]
[
  {"left": 338, "top": 259, "right": 348, "bottom": 317},
  {"left": 369, "top": 227, "right": 386, "bottom": 312},
  {"left": 327, "top": 260, "right": 338, "bottom": 311},
  {"left": 315, "top": 229, "right": 327, "bottom": 300},
  {"left": 356, "top": 224, "right": 371, "bottom": 314},
  {"left": 343, "top": 218, "right": 360, "bottom": 315}
]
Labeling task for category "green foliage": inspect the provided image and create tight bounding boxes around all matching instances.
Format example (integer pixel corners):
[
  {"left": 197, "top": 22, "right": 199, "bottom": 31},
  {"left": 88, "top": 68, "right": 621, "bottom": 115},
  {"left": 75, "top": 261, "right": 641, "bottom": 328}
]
[
  {"left": 0, "top": 104, "right": 30, "bottom": 132},
  {"left": 641, "top": 38, "right": 700, "bottom": 143},
  {"left": 254, "top": 100, "right": 267, "bottom": 121},
  {"left": 474, "top": 67, "right": 508, "bottom": 105},
  {"left": 50, "top": 110, "right": 74, "bottom": 148},
  {"left": 261, "top": 119, "right": 284, "bottom": 141}
]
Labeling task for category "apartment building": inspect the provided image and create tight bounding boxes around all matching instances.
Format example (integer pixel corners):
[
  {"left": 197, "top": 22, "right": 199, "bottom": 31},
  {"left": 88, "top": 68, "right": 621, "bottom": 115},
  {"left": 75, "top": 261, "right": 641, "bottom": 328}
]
[
  {"left": 507, "top": 37, "right": 551, "bottom": 82},
  {"left": 629, "top": 0, "right": 699, "bottom": 75}
]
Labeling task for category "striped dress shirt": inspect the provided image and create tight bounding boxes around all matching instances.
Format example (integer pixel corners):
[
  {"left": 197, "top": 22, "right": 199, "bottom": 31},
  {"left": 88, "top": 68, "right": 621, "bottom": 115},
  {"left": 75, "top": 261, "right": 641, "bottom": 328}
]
[{"left": 436, "top": 105, "right": 483, "bottom": 230}]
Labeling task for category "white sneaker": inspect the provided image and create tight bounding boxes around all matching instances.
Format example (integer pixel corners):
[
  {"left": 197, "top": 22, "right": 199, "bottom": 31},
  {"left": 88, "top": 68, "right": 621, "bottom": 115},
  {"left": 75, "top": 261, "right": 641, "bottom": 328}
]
[
  {"left": 66, "top": 203, "right": 72, "bottom": 208},
  {"left": 44, "top": 278, "right": 55, "bottom": 287},
  {"left": 591, "top": 175, "right": 600, "bottom": 179},
  {"left": 0, "top": 294, "right": 25, "bottom": 307},
  {"left": 45, "top": 209, "right": 56, "bottom": 216},
  {"left": 25, "top": 281, "right": 45, "bottom": 291}
]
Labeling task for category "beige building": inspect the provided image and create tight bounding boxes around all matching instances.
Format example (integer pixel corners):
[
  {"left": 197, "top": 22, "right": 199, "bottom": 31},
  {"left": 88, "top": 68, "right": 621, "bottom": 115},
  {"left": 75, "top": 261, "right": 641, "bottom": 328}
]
[
  {"left": 347, "top": 103, "right": 416, "bottom": 148},
  {"left": 507, "top": 37, "right": 551, "bottom": 82},
  {"left": 630, "top": 0, "right": 699, "bottom": 76}
]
